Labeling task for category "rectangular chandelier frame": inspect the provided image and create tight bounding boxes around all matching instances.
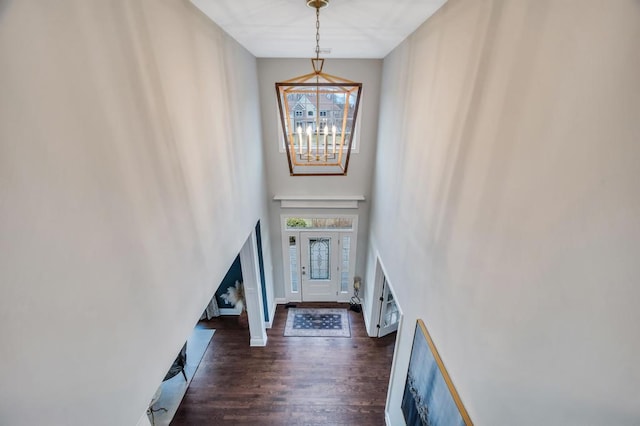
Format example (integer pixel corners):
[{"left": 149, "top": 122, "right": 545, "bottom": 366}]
[{"left": 276, "top": 67, "right": 362, "bottom": 176}]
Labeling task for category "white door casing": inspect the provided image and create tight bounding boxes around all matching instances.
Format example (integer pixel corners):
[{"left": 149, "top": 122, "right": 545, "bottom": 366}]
[
  {"left": 377, "top": 276, "right": 399, "bottom": 337},
  {"left": 281, "top": 215, "right": 357, "bottom": 303}
]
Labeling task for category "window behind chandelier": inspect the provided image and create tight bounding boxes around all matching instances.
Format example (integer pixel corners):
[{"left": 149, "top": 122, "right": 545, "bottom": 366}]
[{"left": 276, "top": 97, "right": 363, "bottom": 154}]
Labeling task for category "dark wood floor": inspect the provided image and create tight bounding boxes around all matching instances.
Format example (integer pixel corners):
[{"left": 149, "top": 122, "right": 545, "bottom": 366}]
[{"left": 171, "top": 303, "right": 397, "bottom": 425}]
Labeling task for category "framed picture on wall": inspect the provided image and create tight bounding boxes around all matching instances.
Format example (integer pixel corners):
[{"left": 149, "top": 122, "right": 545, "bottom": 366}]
[{"left": 402, "top": 319, "right": 473, "bottom": 426}]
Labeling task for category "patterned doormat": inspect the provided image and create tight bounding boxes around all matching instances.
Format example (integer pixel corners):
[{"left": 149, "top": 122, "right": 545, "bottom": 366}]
[{"left": 284, "top": 308, "right": 351, "bottom": 337}]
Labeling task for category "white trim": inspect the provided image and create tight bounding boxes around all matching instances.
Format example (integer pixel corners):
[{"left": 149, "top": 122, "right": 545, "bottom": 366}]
[
  {"left": 363, "top": 296, "right": 372, "bottom": 335},
  {"left": 250, "top": 337, "right": 267, "bottom": 347},
  {"left": 218, "top": 307, "right": 242, "bottom": 316},
  {"left": 337, "top": 231, "right": 357, "bottom": 302},
  {"left": 240, "top": 232, "right": 268, "bottom": 347},
  {"left": 369, "top": 255, "right": 390, "bottom": 337},
  {"left": 275, "top": 297, "right": 288, "bottom": 305},
  {"left": 372, "top": 255, "right": 404, "bottom": 424},
  {"left": 274, "top": 195, "right": 365, "bottom": 209},
  {"left": 385, "top": 411, "right": 392, "bottom": 426},
  {"left": 385, "top": 313, "right": 405, "bottom": 423},
  {"left": 281, "top": 229, "right": 302, "bottom": 303},
  {"left": 267, "top": 302, "right": 277, "bottom": 328},
  {"left": 377, "top": 275, "right": 399, "bottom": 337}
]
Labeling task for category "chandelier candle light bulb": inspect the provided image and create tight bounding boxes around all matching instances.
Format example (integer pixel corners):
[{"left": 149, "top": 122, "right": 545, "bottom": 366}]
[
  {"left": 306, "top": 126, "right": 312, "bottom": 158},
  {"left": 323, "top": 125, "right": 329, "bottom": 158},
  {"left": 332, "top": 125, "right": 337, "bottom": 154},
  {"left": 297, "top": 126, "right": 303, "bottom": 155}
]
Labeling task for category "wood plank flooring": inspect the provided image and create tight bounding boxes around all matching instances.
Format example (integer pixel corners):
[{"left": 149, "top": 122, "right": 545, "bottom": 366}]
[{"left": 171, "top": 303, "right": 397, "bottom": 426}]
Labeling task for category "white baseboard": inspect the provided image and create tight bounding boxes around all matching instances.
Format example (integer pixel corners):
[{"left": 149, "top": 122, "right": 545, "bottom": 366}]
[
  {"left": 219, "top": 307, "right": 241, "bottom": 315},
  {"left": 250, "top": 336, "right": 268, "bottom": 347},
  {"left": 385, "top": 410, "right": 391, "bottom": 426},
  {"left": 275, "top": 297, "right": 287, "bottom": 305}
]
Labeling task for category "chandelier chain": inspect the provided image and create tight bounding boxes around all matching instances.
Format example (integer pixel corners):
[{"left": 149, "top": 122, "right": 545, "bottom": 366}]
[{"left": 315, "top": 6, "right": 320, "bottom": 60}]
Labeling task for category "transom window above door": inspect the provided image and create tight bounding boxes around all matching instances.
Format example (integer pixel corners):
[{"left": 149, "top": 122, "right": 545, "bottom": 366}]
[{"left": 285, "top": 216, "right": 354, "bottom": 230}]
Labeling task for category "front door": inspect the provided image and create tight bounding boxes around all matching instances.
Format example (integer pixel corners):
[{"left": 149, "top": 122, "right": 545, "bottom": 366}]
[{"left": 300, "top": 232, "right": 340, "bottom": 301}]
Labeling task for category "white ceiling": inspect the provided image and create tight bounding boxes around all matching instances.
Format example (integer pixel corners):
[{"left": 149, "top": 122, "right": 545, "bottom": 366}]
[{"left": 190, "top": 0, "right": 447, "bottom": 59}]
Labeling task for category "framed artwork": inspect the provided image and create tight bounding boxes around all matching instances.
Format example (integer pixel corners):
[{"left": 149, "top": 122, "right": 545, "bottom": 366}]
[{"left": 402, "top": 320, "right": 473, "bottom": 426}]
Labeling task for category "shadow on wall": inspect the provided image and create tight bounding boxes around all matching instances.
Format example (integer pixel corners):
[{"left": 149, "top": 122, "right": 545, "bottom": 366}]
[
  {"left": 215, "top": 255, "right": 243, "bottom": 312},
  {"left": 0, "top": 0, "right": 11, "bottom": 21}
]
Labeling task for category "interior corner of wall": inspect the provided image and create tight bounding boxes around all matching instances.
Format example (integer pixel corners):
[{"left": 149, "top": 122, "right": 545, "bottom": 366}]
[
  {"left": 267, "top": 301, "right": 277, "bottom": 328},
  {"left": 362, "top": 299, "right": 371, "bottom": 333},
  {"left": 362, "top": 296, "right": 379, "bottom": 337}
]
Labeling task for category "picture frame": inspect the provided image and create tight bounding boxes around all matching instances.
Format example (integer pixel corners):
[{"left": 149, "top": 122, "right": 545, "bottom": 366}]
[{"left": 402, "top": 319, "right": 473, "bottom": 426}]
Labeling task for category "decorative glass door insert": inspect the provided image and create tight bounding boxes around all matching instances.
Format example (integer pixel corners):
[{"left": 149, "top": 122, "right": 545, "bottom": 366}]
[{"left": 309, "top": 238, "right": 330, "bottom": 280}]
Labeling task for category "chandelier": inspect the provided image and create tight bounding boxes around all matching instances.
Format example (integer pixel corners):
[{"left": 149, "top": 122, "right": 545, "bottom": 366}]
[{"left": 276, "top": 0, "right": 363, "bottom": 176}]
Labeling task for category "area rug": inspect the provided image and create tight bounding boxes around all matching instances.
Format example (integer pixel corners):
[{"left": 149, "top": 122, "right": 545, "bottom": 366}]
[{"left": 284, "top": 308, "right": 351, "bottom": 337}]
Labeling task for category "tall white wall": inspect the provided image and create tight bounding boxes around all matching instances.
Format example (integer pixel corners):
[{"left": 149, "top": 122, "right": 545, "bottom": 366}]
[
  {"left": 0, "top": 1, "right": 271, "bottom": 425},
  {"left": 367, "top": 0, "right": 640, "bottom": 424},
  {"left": 257, "top": 59, "right": 382, "bottom": 299}
]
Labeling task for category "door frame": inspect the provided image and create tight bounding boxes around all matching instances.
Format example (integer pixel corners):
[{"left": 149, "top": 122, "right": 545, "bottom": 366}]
[
  {"left": 377, "top": 275, "right": 400, "bottom": 337},
  {"left": 366, "top": 255, "right": 405, "bottom": 424},
  {"left": 369, "top": 255, "right": 403, "bottom": 337},
  {"left": 281, "top": 214, "right": 358, "bottom": 303}
]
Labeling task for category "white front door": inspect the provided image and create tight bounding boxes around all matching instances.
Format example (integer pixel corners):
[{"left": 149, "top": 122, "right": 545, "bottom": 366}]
[{"left": 300, "top": 232, "right": 340, "bottom": 301}]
